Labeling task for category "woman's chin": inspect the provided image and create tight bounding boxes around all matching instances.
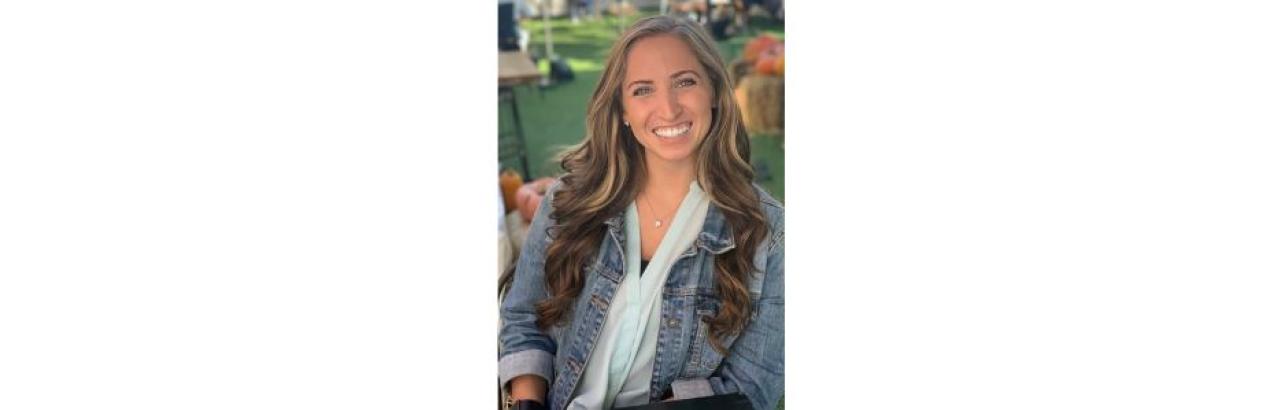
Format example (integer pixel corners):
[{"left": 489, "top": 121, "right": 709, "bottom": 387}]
[{"left": 648, "top": 149, "right": 696, "bottom": 166}]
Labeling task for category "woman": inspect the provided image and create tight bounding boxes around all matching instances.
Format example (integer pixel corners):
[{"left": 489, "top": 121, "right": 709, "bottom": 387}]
[{"left": 500, "top": 15, "right": 784, "bottom": 410}]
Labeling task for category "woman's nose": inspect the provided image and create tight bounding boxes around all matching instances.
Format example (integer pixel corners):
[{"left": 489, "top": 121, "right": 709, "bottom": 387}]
[{"left": 658, "top": 89, "right": 682, "bottom": 119}]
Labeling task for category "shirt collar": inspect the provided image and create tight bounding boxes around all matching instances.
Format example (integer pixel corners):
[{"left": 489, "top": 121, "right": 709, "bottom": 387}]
[{"left": 602, "top": 184, "right": 735, "bottom": 255}]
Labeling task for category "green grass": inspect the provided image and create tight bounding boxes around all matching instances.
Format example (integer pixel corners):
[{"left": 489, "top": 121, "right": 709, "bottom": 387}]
[{"left": 500, "top": 11, "right": 784, "bottom": 203}]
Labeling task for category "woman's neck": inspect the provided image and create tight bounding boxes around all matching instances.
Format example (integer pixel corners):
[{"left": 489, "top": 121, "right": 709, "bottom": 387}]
[{"left": 641, "top": 155, "right": 696, "bottom": 204}]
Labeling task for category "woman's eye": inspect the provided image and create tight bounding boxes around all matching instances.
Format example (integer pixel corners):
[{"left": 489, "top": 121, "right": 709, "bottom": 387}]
[
  {"left": 632, "top": 87, "right": 652, "bottom": 96},
  {"left": 676, "top": 78, "right": 697, "bottom": 87}
]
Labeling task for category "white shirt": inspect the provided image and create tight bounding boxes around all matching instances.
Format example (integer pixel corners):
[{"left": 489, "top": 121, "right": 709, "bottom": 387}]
[{"left": 568, "top": 182, "right": 710, "bottom": 409}]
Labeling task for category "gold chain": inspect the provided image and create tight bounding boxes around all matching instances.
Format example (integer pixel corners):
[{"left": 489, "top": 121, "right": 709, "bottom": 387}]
[{"left": 641, "top": 192, "right": 674, "bottom": 229}]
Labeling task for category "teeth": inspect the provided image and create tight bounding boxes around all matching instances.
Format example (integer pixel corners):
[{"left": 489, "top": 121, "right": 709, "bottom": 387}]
[{"left": 654, "top": 123, "right": 691, "bottom": 138}]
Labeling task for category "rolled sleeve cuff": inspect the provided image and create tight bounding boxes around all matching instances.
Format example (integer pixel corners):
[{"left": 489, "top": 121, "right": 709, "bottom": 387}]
[
  {"left": 499, "top": 349, "right": 555, "bottom": 388},
  {"left": 670, "top": 378, "right": 716, "bottom": 400}
]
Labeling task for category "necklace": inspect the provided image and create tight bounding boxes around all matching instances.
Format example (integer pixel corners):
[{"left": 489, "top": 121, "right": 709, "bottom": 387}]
[{"left": 641, "top": 193, "right": 674, "bottom": 229}]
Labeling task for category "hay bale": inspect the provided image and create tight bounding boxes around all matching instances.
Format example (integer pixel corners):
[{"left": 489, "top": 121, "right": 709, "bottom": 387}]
[{"left": 735, "top": 74, "right": 784, "bottom": 135}]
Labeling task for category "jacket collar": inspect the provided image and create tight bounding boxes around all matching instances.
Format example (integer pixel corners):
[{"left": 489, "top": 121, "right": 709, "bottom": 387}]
[{"left": 603, "top": 200, "right": 735, "bottom": 255}]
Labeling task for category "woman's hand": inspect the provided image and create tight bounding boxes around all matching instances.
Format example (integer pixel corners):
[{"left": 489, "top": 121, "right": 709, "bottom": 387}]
[{"left": 508, "top": 374, "right": 548, "bottom": 404}]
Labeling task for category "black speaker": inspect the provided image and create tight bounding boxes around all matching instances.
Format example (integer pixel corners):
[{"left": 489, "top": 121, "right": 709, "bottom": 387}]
[
  {"left": 499, "top": 3, "right": 520, "bottom": 51},
  {"left": 549, "top": 58, "right": 574, "bottom": 82}
]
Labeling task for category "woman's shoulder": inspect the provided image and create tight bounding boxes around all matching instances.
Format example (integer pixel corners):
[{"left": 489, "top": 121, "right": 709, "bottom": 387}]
[
  {"left": 751, "top": 184, "right": 784, "bottom": 251},
  {"left": 751, "top": 184, "right": 784, "bottom": 220}
]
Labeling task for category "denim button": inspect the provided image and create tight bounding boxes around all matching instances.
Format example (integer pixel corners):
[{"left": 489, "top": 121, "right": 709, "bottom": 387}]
[
  {"left": 667, "top": 318, "right": 679, "bottom": 327},
  {"left": 590, "top": 294, "right": 608, "bottom": 310},
  {"left": 567, "top": 357, "right": 581, "bottom": 372}
]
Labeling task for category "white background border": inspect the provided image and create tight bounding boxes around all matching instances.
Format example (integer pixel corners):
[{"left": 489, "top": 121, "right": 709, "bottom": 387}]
[{"left": 3, "top": 1, "right": 1278, "bottom": 408}]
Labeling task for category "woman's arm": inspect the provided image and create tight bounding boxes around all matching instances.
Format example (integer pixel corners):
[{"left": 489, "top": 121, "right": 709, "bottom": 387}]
[
  {"left": 499, "top": 181, "right": 563, "bottom": 402},
  {"left": 712, "top": 222, "right": 785, "bottom": 410},
  {"left": 672, "top": 214, "right": 786, "bottom": 410}
]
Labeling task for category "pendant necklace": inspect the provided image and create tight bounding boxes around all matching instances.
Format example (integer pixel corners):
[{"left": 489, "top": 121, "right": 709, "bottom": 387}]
[{"left": 641, "top": 193, "right": 673, "bottom": 229}]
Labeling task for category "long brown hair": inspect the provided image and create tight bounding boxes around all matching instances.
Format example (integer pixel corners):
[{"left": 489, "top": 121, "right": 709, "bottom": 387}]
[{"left": 536, "top": 16, "right": 768, "bottom": 354}]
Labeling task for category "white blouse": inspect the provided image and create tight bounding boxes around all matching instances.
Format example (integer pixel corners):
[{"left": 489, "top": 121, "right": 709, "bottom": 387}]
[{"left": 567, "top": 182, "right": 710, "bottom": 409}]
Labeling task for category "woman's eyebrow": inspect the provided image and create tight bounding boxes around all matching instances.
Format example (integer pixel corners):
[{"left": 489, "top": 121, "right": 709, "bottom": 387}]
[
  {"left": 670, "top": 69, "right": 701, "bottom": 80},
  {"left": 626, "top": 79, "right": 654, "bottom": 90},
  {"left": 626, "top": 70, "right": 701, "bottom": 89}
]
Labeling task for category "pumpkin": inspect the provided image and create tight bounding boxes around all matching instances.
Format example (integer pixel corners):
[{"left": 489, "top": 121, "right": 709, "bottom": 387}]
[
  {"left": 743, "top": 35, "right": 780, "bottom": 63},
  {"left": 755, "top": 57, "right": 777, "bottom": 76},
  {"left": 499, "top": 169, "right": 523, "bottom": 212},
  {"left": 517, "top": 178, "right": 555, "bottom": 222},
  {"left": 759, "top": 42, "right": 783, "bottom": 62},
  {"left": 756, "top": 43, "right": 784, "bottom": 76},
  {"left": 773, "top": 56, "right": 784, "bottom": 76}
]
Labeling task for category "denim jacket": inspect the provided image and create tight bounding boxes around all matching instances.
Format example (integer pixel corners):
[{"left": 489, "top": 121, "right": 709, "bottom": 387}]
[{"left": 500, "top": 179, "right": 784, "bottom": 410}]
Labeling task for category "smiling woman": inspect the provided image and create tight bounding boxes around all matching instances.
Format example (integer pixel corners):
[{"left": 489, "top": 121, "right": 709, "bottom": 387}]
[
  {"left": 499, "top": 15, "right": 784, "bottom": 410},
  {"left": 621, "top": 34, "right": 714, "bottom": 169}
]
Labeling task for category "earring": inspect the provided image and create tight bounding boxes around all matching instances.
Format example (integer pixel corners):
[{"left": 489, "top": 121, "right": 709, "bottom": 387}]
[{"left": 624, "top": 121, "right": 630, "bottom": 127}]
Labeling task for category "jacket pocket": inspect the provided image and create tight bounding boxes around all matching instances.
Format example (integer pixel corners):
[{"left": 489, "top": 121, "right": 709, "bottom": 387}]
[{"left": 682, "top": 291, "right": 725, "bottom": 378}]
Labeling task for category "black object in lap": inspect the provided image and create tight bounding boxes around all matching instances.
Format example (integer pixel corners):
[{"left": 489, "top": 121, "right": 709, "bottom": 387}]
[{"left": 614, "top": 393, "right": 753, "bottom": 410}]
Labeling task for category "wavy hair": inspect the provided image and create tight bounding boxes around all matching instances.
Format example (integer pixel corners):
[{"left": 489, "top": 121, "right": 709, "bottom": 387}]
[{"left": 534, "top": 15, "right": 768, "bottom": 354}]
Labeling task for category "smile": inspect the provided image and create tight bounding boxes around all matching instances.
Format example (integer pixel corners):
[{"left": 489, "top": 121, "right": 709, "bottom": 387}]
[{"left": 652, "top": 122, "right": 692, "bottom": 139}]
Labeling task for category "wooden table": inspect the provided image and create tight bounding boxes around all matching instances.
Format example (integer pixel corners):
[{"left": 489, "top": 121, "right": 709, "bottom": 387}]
[
  {"left": 499, "top": 51, "right": 542, "bottom": 177},
  {"left": 499, "top": 51, "right": 541, "bottom": 87}
]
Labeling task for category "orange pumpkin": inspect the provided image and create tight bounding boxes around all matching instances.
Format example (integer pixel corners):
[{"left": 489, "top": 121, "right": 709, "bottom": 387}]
[
  {"left": 743, "top": 35, "right": 780, "bottom": 63},
  {"left": 773, "top": 56, "right": 784, "bottom": 76},
  {"left": 499, "top": 169, "right": 523, "bottom": 212},
  {"left": 755, "top": 57, "right": 777, "bottom": 76},
  {"left": 759, "top": 42, "right": 783, "bottom": 62}
]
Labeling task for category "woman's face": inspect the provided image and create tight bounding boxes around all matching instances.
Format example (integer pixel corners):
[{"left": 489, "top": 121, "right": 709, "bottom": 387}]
[{"left": 620, "top": 34, "right": 714, "bottom": 168}]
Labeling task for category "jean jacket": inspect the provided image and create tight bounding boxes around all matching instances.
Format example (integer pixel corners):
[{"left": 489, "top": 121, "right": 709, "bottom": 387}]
[{"left": 500, "top": 179, "right": 784, "bottom": 410}]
